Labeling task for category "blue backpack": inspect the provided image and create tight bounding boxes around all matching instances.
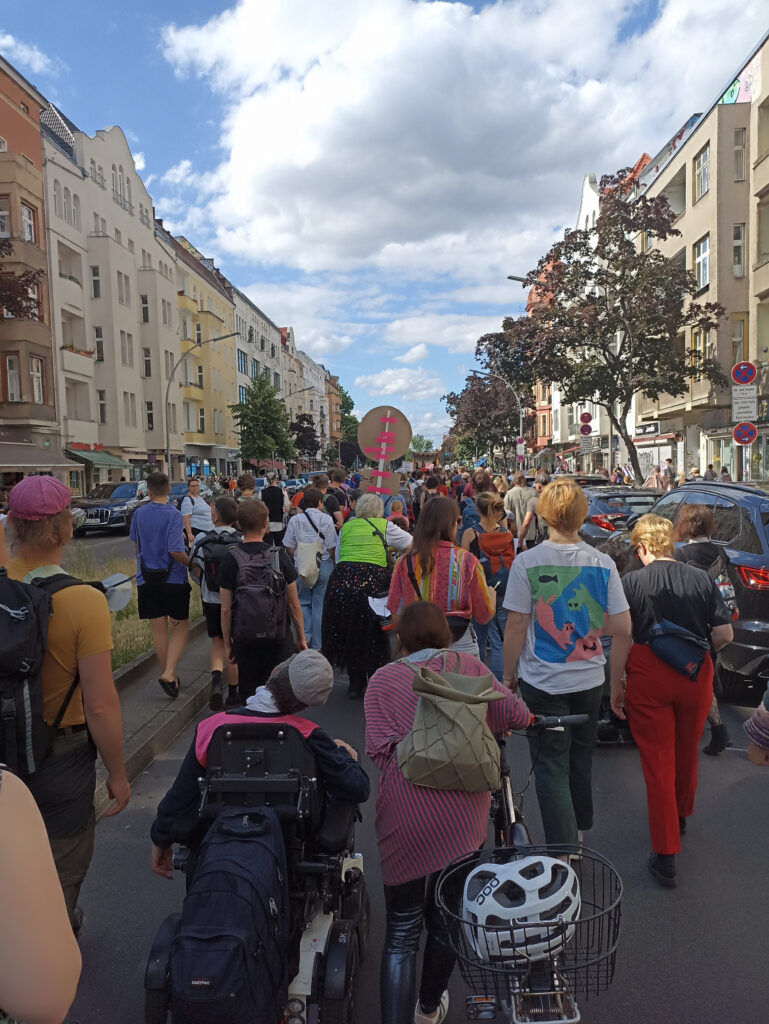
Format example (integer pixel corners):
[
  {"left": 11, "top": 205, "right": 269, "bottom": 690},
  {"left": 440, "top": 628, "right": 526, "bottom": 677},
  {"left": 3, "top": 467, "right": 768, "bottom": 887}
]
[
  {"left": 458, "top": 496, "right": 481, "bottom": 544},
  {"left": 170, "top": 806, "right": 292, "bottom": 1024}
]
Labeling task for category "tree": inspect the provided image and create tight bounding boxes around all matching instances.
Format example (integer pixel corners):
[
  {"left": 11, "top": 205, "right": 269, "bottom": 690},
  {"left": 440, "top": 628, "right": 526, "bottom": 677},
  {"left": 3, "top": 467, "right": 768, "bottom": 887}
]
[
  {"left": 230, "top": 375, "right": 295, "bottom": 463},
  {"left": 408, "top": 434, "right": 434, "bottom": 456},
  {"left": 445, "top": 376, "right": 534, "bottom": 466},
  {"left": 291, "top": 413, "right": 320, "bottom": 462},
  {"left": 0, "top": 238, "right": 44, "bottom": 319},
  {"left": 476, "top": 168, "right": 726, "bottom": 480},
  {"left": 338, "top": 384, "right": 359, "bottom": 442}
]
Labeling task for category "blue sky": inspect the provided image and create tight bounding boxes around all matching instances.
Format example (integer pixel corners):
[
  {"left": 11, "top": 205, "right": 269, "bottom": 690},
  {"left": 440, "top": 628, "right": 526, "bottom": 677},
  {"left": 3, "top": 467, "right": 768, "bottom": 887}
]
[{"left": 2, "top": 1, "right": 767, "bottom": 443}]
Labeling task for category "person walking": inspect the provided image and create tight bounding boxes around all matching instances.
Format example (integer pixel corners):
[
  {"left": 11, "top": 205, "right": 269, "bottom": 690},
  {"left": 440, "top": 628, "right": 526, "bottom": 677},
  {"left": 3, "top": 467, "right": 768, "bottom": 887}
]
[
  {"left": 703, "top": 464, "right": 717, "bottom": 481},
  {"left": 419, "top": 474, "right": 441, "bottom": 511},
  {"left": 130, "top": 472, "right": 191, "bottom": 699},
  {"left": 322, "top": 492, "right": 412, "bottom": 697},
  {"left": 181, "top": 477, "right": 214, "bottom": 547},
  {"left": 718, "top": 466, "right": 732, "bottom": 483},
  {"left": 387, "top": 496, "right": 495, "bottom": 657},
  {"left": 190, "top": 496, "right": 241, "bottom": 710},
  {"left": 283, "top": 486, "right": 337, "bottom": 650},
  {"left": 312, "top": 473, "right": 344, "bottom": 529},
  {"left": 260, "top": 471, "right": 289, "bottom": 545},
  {"left": 6, "top": 476, "right": 130, "bottom": 932},
  {"left": 462, "top": 469, "right": 496, "bottom": 499},
  {"left": 365, "top": 601, "right": 531, "bottom": 1024},
  {"left": 612, "top": 515, "right": 733, "bottom": 887},
  {"left": 662, "top": 458, "right": 677, "bottom": 490},
  {"left": 504, "top": 470, "right": 535, "bottom": 548},
  {"left": 236, "top": 472, "right": 256, "bottom": 500},
  {"left": 219, "top": 499, "right": 307, "bottom": 703},
  {"left": 643, "top": 465, "right": 665, "bottom": 489},
  {"left": 674, "top": 504, "right": 736, "bottom": 755},
  {"left": 502, "top": 478, "right": 632, "bottom": 847},
  {"left": 461, "top": 491, "right": 516, "bottom": 680},
  {"left": 518, "top": 471, "right": 550, "bottom": 549}
]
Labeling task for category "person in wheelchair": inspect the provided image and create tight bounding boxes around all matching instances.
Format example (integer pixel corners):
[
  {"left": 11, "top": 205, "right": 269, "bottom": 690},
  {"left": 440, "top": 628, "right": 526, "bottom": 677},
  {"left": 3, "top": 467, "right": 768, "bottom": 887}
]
[{"left": 150, "top": 648, "right": 370, "bottom": 877}]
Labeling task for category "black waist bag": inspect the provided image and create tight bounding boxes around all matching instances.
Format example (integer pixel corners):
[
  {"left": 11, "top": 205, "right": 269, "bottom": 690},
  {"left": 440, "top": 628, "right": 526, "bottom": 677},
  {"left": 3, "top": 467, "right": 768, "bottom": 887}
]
[{"left": 170, "top": 806, "right": 292, "bottom": 1024}]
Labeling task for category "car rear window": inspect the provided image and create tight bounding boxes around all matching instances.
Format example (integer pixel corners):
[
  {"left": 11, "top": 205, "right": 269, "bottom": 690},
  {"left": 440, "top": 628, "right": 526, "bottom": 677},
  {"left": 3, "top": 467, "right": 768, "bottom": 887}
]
[{"left": 595, "top": 493, "right": 659, "bottom": 514}]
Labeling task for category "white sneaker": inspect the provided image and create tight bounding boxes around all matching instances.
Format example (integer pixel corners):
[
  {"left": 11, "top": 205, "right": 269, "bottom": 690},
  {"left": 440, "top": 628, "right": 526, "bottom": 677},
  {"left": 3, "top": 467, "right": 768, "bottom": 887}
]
[{"left": 414, "top": 990, "right": 449, "bottom": 1024}]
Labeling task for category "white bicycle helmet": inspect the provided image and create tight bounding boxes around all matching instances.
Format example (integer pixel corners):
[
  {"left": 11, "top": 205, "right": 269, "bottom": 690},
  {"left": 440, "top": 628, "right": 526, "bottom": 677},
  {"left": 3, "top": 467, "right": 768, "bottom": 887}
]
[{"left": 462, "top": 855, "right": 581, "bottom": 963}]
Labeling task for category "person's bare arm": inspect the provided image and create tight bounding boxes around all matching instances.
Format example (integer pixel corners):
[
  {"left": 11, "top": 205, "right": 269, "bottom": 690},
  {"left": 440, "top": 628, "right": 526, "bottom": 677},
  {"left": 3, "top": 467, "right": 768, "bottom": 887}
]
[
  {"left": 287, "top": 581, "right": 308, "bottom": 650},
  {"left": 503, "top": 610, "right": 530, "bottom": 691},
  {"left": 220, "top": 587, "right": 233, "bottom": 659},
  {"left": 79, "top": 650, "right": 130, "bottom": 816},
  {"left": 284, "top": 545, "right": 296, "bottom": 557},
  {"left": 605, "top": 610, "right": 633, "bottom": 720},
  {"left": 333, "top": 510, "right": 343, "bottom": 528},
  {"left": 461, "top": 528, "right": 475, "bottom": 551},
  {"left": 711, "top": 623, "right": 733, "bottom": 651},
  {"left": 0, "top": 771, "right": 81, "bottom": 1024},
  {"left": 183, "top": 512, "right": 193, "bottom": 542},
  {"left": 171, "top": 550, "right": 190, "bottom": 567},
  {"left": 519, "top": 510, "right": 534, "bottom": 539}
]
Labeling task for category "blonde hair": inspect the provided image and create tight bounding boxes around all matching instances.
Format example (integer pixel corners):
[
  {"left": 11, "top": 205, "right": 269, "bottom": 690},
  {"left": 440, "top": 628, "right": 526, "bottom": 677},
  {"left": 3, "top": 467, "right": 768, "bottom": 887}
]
[
  {"left": 536, "top": 479, "right": 588, "bottom": 534},
  {"left": 630, "top": 514, "right": 674, "bottom": 557},
  {"left": 389, "top": 499, "right": 404, "bottom": 514},
  {"left": 10, "top": 509, "right": 72, "bottom": 552},
  {"left": 493, "top": 475, "right": 508, "bottom": 494}
]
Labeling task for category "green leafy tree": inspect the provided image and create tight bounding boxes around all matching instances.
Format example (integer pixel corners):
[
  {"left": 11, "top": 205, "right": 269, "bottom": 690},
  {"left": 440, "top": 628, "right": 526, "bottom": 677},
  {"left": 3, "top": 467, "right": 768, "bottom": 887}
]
[
  {"left": 477, "top": 167, "right": 726, "bottom": 481},
  {"left": 290, "top": 413, "right": 320, "bottom": 462},
  {"left": 230, "top": 375, "right": 295, "bottom": 463},
  {"left": 445, "top": 376, "right": 534, "bottom": 466},
  {"left": 408, "top": 434, "right": 434, "bottom": 456},
  {"left": 0, "top": 238, "right": 44, "bottom": 319},
  {"left": 338, "top": 384, "right": 360, "bottom": 442}
]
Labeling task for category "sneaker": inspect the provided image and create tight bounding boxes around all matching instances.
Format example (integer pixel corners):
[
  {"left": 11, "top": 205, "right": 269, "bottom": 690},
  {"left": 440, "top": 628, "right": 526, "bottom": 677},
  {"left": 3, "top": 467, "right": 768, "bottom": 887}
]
[
  {"left": 648, "top": 852, "right": 677, "bottom": 888},
  {"left": 414, "top": 991, "right": 449, "bottom": 1024},
  {"left": 225, "top": 685, "right": 240, "bottom": 708},
  {"left": 158, "top": 676, "right": 180, "bottom": 699},
  {"left": 209, "top": 671, "right": 224, "bottom": 711}
]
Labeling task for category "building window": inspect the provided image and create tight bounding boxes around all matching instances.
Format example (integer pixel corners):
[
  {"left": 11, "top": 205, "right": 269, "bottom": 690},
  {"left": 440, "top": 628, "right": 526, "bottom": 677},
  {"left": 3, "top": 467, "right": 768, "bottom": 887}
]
[
  {"left": 731, "top": 317, "right": 746, "bottom": 364},
  {"left": 27, "top": 282, "right": 39, "bottom": 320},
  {"left": 196, "top": 364, "right": 204, "bottom": 388},
  {"left": 5, "top": 355, "right": 20, "bottom": 402},
  {"left": 141, "top": 294, "right": 149, "bottom": 323},
  {"left": 260, "top": 335, "right": 266, "bottom": 351},
  {"left": 194, "top": 323, "right": 202, "bottom": 344},
  {"left": 734, "top": 128, "right": 746, "bottom": 181},
  {"left": 164, "top": 350, "right": 174, "bottom": 380},
  {"left": 693, "top": 234, "right": 709, "bottom": 290},
  {"left": 97, "top": 389, "right": 107, "bottom": 424},
  {"left": 20, "top": 102, "right": 28, "bottom": 114},
  {"left": 94, "top": 326, "right": 104, "bottom": 361},
  {"left": 251, "top": 358, "right": 259, "bottom": 378},
  {"left": 127, "top": 238, "right": 134, "bottom": 254},
  {"left": 198, "top": 407, "right": 205, "bottom": 432},
  {"left": 117, "top": 271, "right": 131, "bottom": 306},
  {"left": 114, "top": 228, "right": 121, "bottom": 245},
  {"left": 162, "top": 299, "right": 171, "bottom": 326},
  {"left": 237, "top": 349, "right": 248, "bottom": 374},
  {"left": 0, "top": 197, "right": 9, "bottom": 238},
  {"left": 273, "top": 371, "right": 281, "bottom": 391},
  {"left": 238, "top": 384, "right": 248, "bottom": 404},
  {"left": 145, "top": 401, "right": 154, "bottom": 431},
  {"left": 53, "top": 180, "right": 62, "bottom": 218},
  {"left": 29, "top": 356, "right": 44, "bottom": 404},
  {"left": 693, "top": 144, "right": 709, "bottom": 202},
  {"left": 72, "top": 195, "right": 81, "bottom": 231},
  {"left": 691, "top": 328, "right": 705, "bottom": 369},
  {"left": 641, "top": 230, "right": 652, "bottom": 252},
  {"left": 167, "top": 402, "right": 177, "bottom": 433},
  {"left": 143, "top": 347, "right": 151, "bottom": 378},
  {"left": 122, "top": 392, "right": 137, "bottom": 427},
  {"left": 733, "top": 224, "right": 745, "bottom": 278},
  {"left": 91, "top": 266, "right": 101, "bottom": 299},
  {"left": 270, "top": 343, "right": 276, "bottom": 358},
  {"left": 63, "top": 189, "right": 71, "bottom": 224},
  {"left": 120, "top": 330, "right": 134, "bottom": 368},
  {"left": 21, "top": 203, "right": 35, "bottom": 243},
  {"left": 0, "top": 136, "right": 6, "bottom": 152}
]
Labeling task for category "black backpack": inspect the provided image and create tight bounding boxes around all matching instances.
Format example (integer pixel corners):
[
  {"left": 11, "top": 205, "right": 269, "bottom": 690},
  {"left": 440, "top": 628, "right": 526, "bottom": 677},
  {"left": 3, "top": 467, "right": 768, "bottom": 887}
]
[
  {"left": 197, "top": 530, "right": 243, "bottom": 592},
  {"left": 231, "top": 547, "right": 288, "bottom": 646},
  {"left": 170, "top": 806, "right": 292, "bottom": 1024},
  {"left": 0, "top": 568, "right": 97, "bottom": 778}
]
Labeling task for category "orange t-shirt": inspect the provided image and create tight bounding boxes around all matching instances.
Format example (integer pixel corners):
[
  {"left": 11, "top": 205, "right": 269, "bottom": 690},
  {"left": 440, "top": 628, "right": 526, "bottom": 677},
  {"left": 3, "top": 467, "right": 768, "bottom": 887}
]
[{"left": 6, "top": 558, "right": 113, "bottom": 727}]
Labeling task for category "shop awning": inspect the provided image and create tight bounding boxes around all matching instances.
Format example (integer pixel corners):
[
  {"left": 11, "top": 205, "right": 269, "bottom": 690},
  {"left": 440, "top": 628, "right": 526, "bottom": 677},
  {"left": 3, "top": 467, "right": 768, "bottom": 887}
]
[
  {"left": 633, "top": 432, "right": 678, "bottom": 445},
  {"left": 0, "top": 442, "right": 79, "bottom": 471},
  {"left": 64, "top": 447, "right": 132, "bottom": 469},
  {"left": 559, "top": 446, "right": 580, "bottom": 455}
]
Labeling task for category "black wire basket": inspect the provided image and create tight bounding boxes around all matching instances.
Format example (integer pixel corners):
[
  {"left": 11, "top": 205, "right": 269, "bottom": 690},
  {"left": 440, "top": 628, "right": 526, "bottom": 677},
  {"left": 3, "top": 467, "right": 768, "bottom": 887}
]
[{"left": 436, "top": 845, "right": 622, "bottom": 1004}]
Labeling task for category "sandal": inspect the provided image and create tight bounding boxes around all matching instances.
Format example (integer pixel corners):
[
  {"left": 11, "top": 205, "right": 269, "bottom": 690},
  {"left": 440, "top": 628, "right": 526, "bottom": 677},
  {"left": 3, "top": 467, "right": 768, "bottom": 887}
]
[{"left": 158, "top": 676, "right": 181, "bottom": 699}]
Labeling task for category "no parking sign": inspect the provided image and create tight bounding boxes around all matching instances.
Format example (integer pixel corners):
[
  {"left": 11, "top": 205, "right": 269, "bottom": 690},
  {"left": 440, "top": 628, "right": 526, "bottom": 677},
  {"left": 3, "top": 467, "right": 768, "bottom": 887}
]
[{"left": 732, "top": 421, "right": 757, "bottom": 446}]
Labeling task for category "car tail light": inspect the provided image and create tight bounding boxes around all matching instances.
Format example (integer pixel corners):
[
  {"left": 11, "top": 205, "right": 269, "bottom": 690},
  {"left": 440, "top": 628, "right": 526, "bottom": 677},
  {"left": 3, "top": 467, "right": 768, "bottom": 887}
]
[
  {"left": 590, "top": 514, "right": 622, "bottom": 532},
  {"left": 736, "top": 564, "right": 769, "bottom": 590}
]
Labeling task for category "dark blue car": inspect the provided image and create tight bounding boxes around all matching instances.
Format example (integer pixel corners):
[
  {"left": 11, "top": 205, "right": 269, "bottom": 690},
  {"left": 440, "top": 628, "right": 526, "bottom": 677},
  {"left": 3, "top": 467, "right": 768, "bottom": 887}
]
[{"left": 75, "top": 481, "right": 148, "bottom": 534}]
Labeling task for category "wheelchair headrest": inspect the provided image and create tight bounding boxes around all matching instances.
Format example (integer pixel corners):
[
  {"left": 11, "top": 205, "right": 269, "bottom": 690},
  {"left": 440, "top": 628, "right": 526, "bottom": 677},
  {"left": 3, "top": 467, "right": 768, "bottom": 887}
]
[{"left": 205, "top": 721, "right": 320, "bottom": 781}]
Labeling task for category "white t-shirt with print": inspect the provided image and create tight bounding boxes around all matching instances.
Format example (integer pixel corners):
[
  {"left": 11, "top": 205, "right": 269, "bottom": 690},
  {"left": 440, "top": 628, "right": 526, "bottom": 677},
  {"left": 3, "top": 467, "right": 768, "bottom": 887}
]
[
  {"left": 503, "top": 541, "right": 628, "bottom": 694},
  {"left": 283, "top": 508, "right": 338, "bottom": 563}
]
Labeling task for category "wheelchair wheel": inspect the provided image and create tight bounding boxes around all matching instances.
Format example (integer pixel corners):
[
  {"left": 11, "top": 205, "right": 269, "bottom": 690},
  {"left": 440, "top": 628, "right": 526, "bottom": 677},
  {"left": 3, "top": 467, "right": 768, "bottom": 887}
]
[
  {"left": 357, "top": 884, "right": 371, "bottom": 963},
  {"left": 144, "top": 986, "right": 170, "bottom": 1024},
  {"left": 321, "top": 930, "right": 359, "bottom": 1024}
]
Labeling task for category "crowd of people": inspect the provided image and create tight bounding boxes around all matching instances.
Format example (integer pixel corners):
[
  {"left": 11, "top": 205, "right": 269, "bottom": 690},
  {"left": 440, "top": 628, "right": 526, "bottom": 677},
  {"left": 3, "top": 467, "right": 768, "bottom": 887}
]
[{"left": 0, "top": 461, "right": 766, "bottom": 1024}]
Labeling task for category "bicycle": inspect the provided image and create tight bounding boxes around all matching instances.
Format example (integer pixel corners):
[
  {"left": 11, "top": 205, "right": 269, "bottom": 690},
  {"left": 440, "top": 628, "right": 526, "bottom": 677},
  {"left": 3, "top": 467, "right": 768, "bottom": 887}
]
[{"left": 436, "top": 714, "right": 623, "bottom": 1023}]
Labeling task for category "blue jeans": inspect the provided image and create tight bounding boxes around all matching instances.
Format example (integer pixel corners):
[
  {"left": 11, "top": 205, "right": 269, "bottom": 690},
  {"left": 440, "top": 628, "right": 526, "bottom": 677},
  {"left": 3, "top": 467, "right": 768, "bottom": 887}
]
[
  {"left": 474, "top": 605, "right": 508, "bottom": 682},
  {"left": 297, "top": 557, "right": 333, "bottom": 649}
]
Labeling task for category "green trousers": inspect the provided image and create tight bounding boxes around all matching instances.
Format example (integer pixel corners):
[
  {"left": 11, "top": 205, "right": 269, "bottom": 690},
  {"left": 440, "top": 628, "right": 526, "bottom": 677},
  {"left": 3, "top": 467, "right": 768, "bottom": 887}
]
[{"left": 518, "top": 680, "right": 602, "bottom": 846}]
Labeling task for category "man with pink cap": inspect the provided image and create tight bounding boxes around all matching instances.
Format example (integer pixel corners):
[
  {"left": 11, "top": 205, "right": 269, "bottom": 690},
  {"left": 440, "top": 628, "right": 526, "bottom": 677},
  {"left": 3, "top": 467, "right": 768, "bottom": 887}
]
[{"left": 5, "top": 476, "right": 130, "bottom": 934}]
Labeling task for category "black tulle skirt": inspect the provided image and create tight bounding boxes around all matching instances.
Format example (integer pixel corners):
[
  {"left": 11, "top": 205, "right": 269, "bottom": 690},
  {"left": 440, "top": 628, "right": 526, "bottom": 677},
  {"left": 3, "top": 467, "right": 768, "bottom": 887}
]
[{"left": 321, "top": 561, "right": 392, "bottom": 680}]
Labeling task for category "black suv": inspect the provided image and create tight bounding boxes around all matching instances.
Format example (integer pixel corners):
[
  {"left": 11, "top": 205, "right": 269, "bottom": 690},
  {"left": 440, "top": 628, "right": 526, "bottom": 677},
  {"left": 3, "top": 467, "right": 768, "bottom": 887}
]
[
  {"left": 628, "top": 481, "right": 769, "bottom": 703},
  {"left": 579, "top": 486, "right": 664, "bottom": 545},
  {"left": 75, "top": 481, "right": 148, "bottom": 534}
]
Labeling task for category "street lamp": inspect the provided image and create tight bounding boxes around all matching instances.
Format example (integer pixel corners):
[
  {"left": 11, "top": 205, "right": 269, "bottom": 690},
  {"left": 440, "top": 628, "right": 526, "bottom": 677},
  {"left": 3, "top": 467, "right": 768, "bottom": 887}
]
[
  {"left": 165, "top": 331, "right": 239, "bottom": 479},
  {"left": 507, "top": 275, "right": 527, "bottom": 283}
]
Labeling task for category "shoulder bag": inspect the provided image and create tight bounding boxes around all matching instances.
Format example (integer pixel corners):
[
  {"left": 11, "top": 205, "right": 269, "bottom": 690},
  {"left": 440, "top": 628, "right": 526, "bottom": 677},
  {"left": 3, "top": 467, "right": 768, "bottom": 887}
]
[
  {"left": 295, "top": 511, "right": 325, "bottom": 589},
  {"left": 637, "top": 570, "right": 711, "bottom": 680}
]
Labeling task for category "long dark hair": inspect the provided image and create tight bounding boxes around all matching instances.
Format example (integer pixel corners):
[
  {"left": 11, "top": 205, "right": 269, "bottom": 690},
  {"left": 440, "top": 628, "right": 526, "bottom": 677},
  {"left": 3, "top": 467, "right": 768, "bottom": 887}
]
[{"left": 410, "top": 496, "right": 458, "bottom": 576}]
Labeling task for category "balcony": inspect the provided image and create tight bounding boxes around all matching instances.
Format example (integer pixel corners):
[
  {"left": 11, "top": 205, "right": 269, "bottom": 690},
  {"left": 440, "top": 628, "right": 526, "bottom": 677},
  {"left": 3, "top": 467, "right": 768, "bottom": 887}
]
[
  {"left": 754, "top": 255, "right": 769, "bottom": 301},
  {"left": 181, "top": 382, "right": 204, "bottom": 400},
  {"left": 65, "top": 418, "right": 99, "bottom": 444},
  {"left": 57, "top": 273, "right": 83, "bottom": 314},
  {"left": 112, "top": 189, "right": 134, "bottom": 215},
  {"left": 177, "top": 291, "right": 198, "bottom": 314},
  {"left": 0, "top": 317, "right": 51, "bottom": 348},
  {"left": 60, "top": 347, "right": 95, "bottom": 377},
  {"left": 89, "top": 168, "right": 106, "bottom": 190}
]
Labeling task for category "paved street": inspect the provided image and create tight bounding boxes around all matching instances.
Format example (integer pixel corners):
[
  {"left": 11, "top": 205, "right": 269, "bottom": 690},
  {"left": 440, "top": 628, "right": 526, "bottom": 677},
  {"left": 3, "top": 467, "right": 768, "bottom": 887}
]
[
  {"left": 62, "top": 532, "right": 136, "bottom": 571},
  {"left": 64, "top": 673, "right": 766, "bottom": 1024}
]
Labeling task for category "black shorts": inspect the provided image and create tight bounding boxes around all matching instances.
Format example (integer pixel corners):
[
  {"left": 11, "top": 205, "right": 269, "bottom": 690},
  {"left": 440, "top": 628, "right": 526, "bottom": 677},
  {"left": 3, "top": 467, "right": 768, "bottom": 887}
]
[
  {"left": 137, "top": 582, "right": 191, "bottom": 621},
  {"left": 203, "top": 600, "right": 223, "bottom": 638}
]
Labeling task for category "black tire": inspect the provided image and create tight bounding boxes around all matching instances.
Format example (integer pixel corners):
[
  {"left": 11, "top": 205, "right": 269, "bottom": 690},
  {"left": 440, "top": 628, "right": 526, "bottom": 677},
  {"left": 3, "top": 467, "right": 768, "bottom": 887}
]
[
  {"left": 719, "top": 666, "right": 763, "bottom": 706},
  {"left": 321, "top": 931, "right": 359, "bottom": 1024},
  {"left": 144, "top": 986, "right": 170, "bottom": 1024},
  {"left": 357, "top": 883, "right": 371, "bottom": 963}
]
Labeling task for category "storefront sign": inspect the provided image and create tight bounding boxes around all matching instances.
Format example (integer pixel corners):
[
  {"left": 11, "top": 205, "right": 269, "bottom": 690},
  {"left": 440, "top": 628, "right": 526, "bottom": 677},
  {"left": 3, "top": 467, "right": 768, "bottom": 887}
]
[
  {"left": 635, "top": 422, "right": 660, "bottom": 437},
  {"left": 70, "top": 442, "right": 105, "bottom": 451}
]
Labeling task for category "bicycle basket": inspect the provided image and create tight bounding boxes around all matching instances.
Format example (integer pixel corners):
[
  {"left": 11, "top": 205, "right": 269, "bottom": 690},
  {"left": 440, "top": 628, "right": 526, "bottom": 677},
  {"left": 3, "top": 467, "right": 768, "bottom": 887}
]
[{"left": 436, "top": 844, "right": 622, "bottom": 1002}]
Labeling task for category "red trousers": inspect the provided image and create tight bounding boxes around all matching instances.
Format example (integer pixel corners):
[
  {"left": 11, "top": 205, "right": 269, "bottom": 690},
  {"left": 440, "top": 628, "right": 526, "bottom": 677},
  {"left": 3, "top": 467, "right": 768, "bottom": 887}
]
[{"left": 624, "top": 643, "right": 713, "bottom": 855}]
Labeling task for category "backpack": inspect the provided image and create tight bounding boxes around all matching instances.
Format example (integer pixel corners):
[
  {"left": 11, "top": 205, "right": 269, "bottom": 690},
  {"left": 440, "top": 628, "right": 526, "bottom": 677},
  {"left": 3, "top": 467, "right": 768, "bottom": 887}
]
[
  {"left": 469, "top": 527, "right": 515, "bottom": 587},
  {"left": 197, "top": 530, "right": 243, "bottom": 593},
  {"left": 295, "top": 512, "right": 325, "bottom": 589},
  {"left": 706, "top": 552, "right": 738, "bottom": 617},
  {"left": 0, "top": 568, "right": 99, "bottom": 778},
  {"left": 170, "top": 806, "right": 292, "bottom": 1024},
  {"left": 395, "top": 650, "right": 505, "bottom": 792},
  {"left": 458, "top": 496, "right": 480, "bottom": 544},
  {"left": 231, "top": 547, "right": 288, "bottom": 646}
]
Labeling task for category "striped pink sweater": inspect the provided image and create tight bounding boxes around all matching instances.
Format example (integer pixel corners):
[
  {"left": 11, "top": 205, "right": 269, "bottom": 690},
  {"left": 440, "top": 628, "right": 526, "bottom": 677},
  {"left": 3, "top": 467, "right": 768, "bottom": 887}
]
[
  {"left": 364, "top": 651, "right": 531, "bottom": 886},
  {"left": 387, "top": 541, "right": 494, "bottom": 624}
]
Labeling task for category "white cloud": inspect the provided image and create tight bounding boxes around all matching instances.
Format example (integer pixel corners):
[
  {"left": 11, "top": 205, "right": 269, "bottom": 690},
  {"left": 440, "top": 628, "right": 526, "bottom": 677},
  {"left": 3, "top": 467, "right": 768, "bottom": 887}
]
[
  {"left": 396, "top": 343, "right": 428, "bottom": 365},
  {"left": 162, "top": 158, "right": 193, "bottom": 185},
  {"left": 384, "top": 313, "right": 501, "bottom": 354},
  {"left": 0, "top": 32, "right": 59, "bottom": 75},
  {"left": 133, "top": 151, "right": 146, "bottom": 172},
  {"left": 354, "top": 367, "right": 445, "bottom": 402}
]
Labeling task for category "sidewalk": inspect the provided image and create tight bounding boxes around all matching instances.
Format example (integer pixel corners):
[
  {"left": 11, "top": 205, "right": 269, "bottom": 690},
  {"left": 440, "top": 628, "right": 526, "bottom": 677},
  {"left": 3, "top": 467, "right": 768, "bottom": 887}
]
[{"left": 94, "top": 619, "right": 215, "bottom": 817}]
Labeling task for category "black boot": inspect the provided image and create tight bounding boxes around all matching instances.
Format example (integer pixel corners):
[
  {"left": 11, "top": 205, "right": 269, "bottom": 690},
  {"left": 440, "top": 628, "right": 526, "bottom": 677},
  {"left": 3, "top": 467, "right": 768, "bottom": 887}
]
[
  {"left": 648, "top": 853, "right": 677, "bottom": 887},
  {"left": 209, "top": 670, "right": 224, "bottom": 711},
  {"left": 225, "top": 684, "right": 240, "bottom": 707},
  {"left": 703, "top": 723, "right": 732, "bottom": 756}
]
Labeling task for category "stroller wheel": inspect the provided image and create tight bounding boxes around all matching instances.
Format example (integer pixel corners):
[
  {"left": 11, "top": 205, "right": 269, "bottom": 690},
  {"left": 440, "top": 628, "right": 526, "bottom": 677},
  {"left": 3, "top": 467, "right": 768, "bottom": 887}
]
[{"left": 144, "top": 986, "right": 170, "bottom": 1024}]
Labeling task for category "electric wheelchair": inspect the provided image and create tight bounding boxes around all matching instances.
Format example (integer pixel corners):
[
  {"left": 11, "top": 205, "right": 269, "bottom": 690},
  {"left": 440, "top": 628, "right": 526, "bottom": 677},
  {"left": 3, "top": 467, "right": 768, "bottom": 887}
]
[{"left": 144, "top": 721, "right": 370, "bottom": 1024}]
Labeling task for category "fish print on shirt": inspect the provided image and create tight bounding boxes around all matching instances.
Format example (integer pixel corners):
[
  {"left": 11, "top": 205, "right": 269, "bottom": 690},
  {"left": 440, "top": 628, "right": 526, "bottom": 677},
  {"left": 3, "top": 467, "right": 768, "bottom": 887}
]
[{"left": 528, "top": 565, "right": 610, "bottom": 664}]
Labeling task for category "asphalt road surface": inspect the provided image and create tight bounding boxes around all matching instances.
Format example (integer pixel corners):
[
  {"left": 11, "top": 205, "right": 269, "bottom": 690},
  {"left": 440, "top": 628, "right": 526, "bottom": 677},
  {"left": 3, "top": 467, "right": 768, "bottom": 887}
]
[
  {"left": 64, "top": 682, "right": 766, "bottom": 1024},
  {"left": 62, "top": 531, "right": 136, "bottom": 571}
]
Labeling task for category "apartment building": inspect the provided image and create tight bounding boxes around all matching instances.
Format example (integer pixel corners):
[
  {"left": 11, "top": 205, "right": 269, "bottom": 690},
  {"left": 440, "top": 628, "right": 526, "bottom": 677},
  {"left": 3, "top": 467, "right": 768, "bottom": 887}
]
[
  {"left": 232, "top": 286, "right": 283, "bottom": 406},
  {"left": 0, "top": 58, "right": 70, "bottom": 485},
  {"left": 325, "top": 370, "right": 342, "bottom": 455},
  {"left": 298, "top": 350, "right": 329, "bottom": 454},
  {"left": 281, "top": 326, "right": 305, "bottom": 424},
  {"left": 39, "top": 113, "right": 184, "bottom": 489}
]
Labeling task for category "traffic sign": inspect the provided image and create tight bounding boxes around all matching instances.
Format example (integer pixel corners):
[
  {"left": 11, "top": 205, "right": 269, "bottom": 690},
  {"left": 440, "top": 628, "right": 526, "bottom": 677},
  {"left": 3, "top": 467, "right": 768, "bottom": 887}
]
[
  {"left": 579, "top": 435, "right": 593, "bottom": 453},
  {"left": 516, "top": 442, "right": 526, "bottom": 456},
  {"left": 731, "top": 384, "right": 758, "bottom": 421},
  {"left": 516, "top": 454, "right": 526, "bottom": 463},
  {"left": 579, "top": 424, "right": 592, "bottom": 436},
  {"left": 731, "top": 361, "right": 757, "bottom": 386},
  {"left": 733, "top": 421, "right": 757, "bottom": 446},
  {"left": 516, "top": 436, "right": 525, "bottom": 445},
  {"left": 580, "top": 412, "right": 593, "bottom": 424}
]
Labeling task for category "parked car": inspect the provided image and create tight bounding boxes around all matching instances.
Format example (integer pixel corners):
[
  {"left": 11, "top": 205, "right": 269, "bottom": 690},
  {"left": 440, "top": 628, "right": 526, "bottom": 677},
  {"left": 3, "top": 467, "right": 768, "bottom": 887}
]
[
  {"left": 626, "top": 481, "right": 769, "bottom": 704},
  {"left": 75, "top": 481, "right": 148, "bottom": 534},
  {"left": 283, "top": 478, "right": 304, "bottom": 496},
  {"left": 579, "top": 486, "right": 664, "bottom": 545},
  {"left": 169, "top": 480, "right": 213, "bottom": 509}
]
